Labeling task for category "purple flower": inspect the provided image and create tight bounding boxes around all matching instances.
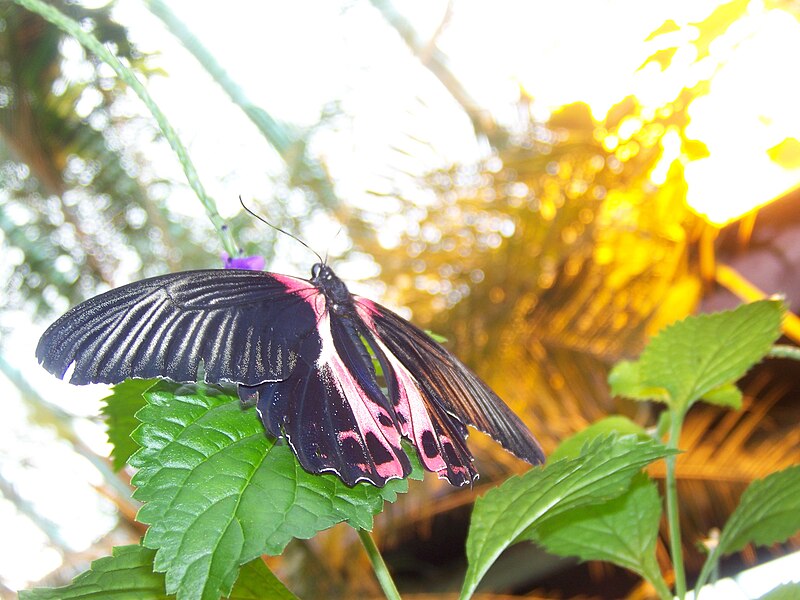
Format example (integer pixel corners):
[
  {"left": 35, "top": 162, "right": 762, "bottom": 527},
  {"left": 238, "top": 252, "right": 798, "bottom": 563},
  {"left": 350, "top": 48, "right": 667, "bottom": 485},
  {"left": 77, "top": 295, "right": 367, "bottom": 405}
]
[{"left": 221, "top": 253, "right": 265, "bottom": 271}]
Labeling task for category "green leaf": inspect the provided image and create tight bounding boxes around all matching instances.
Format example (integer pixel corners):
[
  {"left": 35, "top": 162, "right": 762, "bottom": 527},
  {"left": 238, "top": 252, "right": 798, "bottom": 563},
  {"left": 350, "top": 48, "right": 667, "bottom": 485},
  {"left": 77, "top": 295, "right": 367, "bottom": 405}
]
[
  {"left": 611, "top": 300, "right": 783, "bottom": 412},
  {"left": 530, "top": 474, "right": 667, "bottom": 592},
  {"left": 100, "top": 379, "right": 156, "bottom": 470},
  {"left": 424, "top": 329, "right": 448, "bottom": 343},
  {"left": 131, "top": 383, "right": 412, "bottom": 600},
  {"left": 19, "top": 545, "right": 169, "bottom": 599},
  {"left": 228, "top": 557, "right": 298, "bottom": 600},
  {"left": 460, "top": 435, "right": 674, "bottom": 599},
  {"left": 18, "top": 545, "right": 298, "bottom": 600},
  {"left": 718, "top": 465, "right": 800, "bottom": 555},
  {"left": 540, "top": 421, "right": 668, "bottom": 594},
  {"left": 757, "top": 583, "right": 800, "bottom": 600},
  {"left": 608, "top": 360, "right": 668, "bottom": 403},
  {"left": 548, "top": 416, "right": 649, "bottom": 463},
  {"left": 701, "top": 382, "right": 742, "bottom": 410}
]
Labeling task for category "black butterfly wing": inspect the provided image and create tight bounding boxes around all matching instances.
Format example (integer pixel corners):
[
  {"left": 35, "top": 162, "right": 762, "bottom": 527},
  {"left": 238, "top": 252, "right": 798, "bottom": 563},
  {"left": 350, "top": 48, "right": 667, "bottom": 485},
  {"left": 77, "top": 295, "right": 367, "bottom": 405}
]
[
  {"left": 354, "top": 297, "right": 544, "bottom": 485},
  {"left": 239, "top": 294, "right": 412, "bottom": 486},
  {"left": 36, "top": 269, "right": 319, "bottom": 386},
  {"left": 37, "top": 263, "right": 541, "bottom": 488}
]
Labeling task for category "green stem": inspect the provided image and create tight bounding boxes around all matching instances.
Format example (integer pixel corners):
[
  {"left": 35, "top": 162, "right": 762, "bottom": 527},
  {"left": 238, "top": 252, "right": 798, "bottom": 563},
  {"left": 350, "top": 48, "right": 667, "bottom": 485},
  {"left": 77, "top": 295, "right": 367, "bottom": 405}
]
[
  {"left": 768, "top": 344, "right": 800, "bottom": 361},
  {"left": 13, "top": 0, "right": 238, "bottom": 257},
  {"left": 652, "top": 575, "right": 676, "bottom": 600},
  {"left": 357, "top": 528, "right": 401, "bottom": 600},
  {"left": 642, "top": 555, "right": 675, "bottom": 600},
  {"left": 693, "top": 542, "right": 722, "bottom": 597},
  {"left": 146, "top": 0, "right": 292, "bottom": 156},
  {"left": 665, "top": 408, "right": 687, "bottom": 600}
]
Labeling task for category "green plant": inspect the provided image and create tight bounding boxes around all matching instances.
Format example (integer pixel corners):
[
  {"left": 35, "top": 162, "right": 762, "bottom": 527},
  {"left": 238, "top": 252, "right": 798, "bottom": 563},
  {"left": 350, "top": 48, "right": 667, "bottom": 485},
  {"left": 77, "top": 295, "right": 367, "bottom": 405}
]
[{"left": 461, "top": 298, "right": 800, "bottom": 600}]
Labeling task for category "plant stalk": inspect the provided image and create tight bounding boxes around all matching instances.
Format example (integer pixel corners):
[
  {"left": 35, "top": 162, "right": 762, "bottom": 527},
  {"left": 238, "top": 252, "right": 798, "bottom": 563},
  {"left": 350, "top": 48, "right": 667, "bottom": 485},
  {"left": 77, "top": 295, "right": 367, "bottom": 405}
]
[
  {"left": 13, "top": 0, "right": 239, "bottom": 257},
  {"left": 665, "top": 408, "right": 687, "bottom": 600},
  {"left": 357, "top": 528, "right": 402, "bottom": 600},
  {"left": 693, "top": 542, "right": 722, "bottom": 597},
  {"left": 768, "top": 344, "right": 800, "bottom": 361},
  {"left": 642, "top": 554, "right": 676, "bottom": 600},
  {"left": 652, "top": 575, "right": 676, "bottom": 600}
]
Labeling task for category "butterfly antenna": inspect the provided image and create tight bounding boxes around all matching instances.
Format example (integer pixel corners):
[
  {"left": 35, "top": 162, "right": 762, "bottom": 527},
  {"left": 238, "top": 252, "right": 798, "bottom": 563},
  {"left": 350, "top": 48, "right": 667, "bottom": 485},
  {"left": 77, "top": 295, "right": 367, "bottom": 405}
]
[
  {"left": 323, "top": 226, "right": 343, "bottom": 265},
  {"left": 239, "top": 196, "right": 323, "bottom": 263}
]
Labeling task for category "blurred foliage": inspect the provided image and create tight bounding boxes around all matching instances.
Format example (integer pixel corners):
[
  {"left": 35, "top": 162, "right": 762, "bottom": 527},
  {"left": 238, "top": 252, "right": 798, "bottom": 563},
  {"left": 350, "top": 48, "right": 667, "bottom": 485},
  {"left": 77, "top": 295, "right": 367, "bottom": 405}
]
[
  {"left": 0, "top": 1, "right": 223, "bottom": 320},
  {"left": 146, "top": 0, "right": 352, "bottom": 251},
  {"left": 366, "top": 87, "right": 708, "bottom": 453},
  {"left": 644, "top": 0, "right": 751, "bottom": 66}
]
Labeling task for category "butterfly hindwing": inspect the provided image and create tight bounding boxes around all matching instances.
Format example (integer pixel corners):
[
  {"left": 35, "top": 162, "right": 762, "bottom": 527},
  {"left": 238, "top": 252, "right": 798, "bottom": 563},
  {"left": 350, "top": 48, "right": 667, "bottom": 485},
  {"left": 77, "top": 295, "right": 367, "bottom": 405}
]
[
  {"left": 35, "top": 270, "right": 318, "bottom": 386},
  {"left": 355, "top": 297, "right": 545, "bottom": 478},
  {"left": 239, "top": 293, "right": 412, "bottom": 486},
  {"left": 355, "top": 324, "right": 476, "bottom": 485}
]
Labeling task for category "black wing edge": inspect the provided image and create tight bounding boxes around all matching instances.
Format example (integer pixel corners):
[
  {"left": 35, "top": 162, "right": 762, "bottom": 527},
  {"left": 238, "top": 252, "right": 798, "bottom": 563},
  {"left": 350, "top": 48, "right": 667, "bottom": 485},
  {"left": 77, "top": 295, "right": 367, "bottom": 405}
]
[{"left": 357, "top": 298, "right": 545, "bottom": 467}]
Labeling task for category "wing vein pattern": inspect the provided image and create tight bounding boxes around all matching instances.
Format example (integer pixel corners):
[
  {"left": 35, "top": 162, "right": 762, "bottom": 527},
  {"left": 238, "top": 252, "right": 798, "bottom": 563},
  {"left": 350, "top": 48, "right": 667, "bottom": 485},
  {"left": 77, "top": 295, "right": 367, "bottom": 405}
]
[{"left": 36, "top": 270, "right": 317, "bottom": 386}]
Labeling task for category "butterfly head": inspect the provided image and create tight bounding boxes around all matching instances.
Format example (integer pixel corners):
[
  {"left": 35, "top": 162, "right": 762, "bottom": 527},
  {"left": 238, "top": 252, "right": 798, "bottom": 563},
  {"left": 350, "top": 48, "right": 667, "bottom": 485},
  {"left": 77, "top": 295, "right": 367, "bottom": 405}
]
[
  {"left": 311, "top": 262, "right": 327, "bottom": 280},
  {"left": 311, "top": 263, "right": 351, "bottom": 309}
]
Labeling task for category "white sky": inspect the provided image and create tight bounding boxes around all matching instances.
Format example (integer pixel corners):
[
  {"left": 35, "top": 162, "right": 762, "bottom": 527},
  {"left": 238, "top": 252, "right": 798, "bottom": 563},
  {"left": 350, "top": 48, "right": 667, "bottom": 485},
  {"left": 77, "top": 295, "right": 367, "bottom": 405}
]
[{"left": 4, "top": 0, "right": 800, "bottom": 594}]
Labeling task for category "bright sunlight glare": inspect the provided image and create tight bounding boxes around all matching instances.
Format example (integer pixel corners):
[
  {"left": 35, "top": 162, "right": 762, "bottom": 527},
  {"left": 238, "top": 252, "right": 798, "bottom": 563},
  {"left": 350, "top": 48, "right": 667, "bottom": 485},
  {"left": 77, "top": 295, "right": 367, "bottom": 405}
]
[
  {"left": 505, "top": 1, "right": 800, "bottom": 227},
  {"left": 684, "top": 8, "right": 800, "bottom": 226}
]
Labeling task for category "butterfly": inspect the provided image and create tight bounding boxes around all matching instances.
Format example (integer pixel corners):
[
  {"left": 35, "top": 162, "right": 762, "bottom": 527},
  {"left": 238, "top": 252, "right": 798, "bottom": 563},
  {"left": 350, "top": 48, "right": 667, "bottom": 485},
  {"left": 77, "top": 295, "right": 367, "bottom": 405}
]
[{"left": 36, "top": 261, "right": 544, "bottom": 486}]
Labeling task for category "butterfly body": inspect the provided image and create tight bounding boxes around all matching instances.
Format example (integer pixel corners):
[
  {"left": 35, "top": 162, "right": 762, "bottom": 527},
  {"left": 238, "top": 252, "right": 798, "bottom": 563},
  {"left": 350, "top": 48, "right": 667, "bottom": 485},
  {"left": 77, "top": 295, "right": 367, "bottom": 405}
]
[{"left": 37, "top": 262, "right": 544, "bottom": 486}]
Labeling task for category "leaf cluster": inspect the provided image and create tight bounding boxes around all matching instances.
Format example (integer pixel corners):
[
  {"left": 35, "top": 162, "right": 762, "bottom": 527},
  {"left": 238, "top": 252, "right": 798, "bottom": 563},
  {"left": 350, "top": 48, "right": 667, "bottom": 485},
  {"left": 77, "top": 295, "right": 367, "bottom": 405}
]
[
  {"left": 458, "top": 299, "right": 797, "bottom": 600},
  {"left": 0, "top": 1, "right": 219, "bottom": 318},
  {"left": 27, "top": 381, "right": 418, "bottom": 600}
]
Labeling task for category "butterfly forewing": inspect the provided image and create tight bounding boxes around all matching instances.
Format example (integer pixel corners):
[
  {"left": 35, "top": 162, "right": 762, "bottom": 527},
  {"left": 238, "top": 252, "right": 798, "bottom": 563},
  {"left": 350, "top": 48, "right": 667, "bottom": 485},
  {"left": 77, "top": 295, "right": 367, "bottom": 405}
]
[{"left": 36, "top": 270, "right": 318, "bottom": 386}]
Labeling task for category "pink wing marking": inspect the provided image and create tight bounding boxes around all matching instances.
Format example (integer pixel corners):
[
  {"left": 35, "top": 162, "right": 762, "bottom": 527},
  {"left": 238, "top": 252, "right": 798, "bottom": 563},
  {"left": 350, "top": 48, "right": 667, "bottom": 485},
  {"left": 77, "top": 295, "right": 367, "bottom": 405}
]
[
  {"left": 271, "top": 273, "right": 314, "bottom": 293},
  {"left": 356, "top": 299, "right": 469, "bottom": 481},
  {"left": 305, "top": 293, "right": 407, "bottom": 481}
]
